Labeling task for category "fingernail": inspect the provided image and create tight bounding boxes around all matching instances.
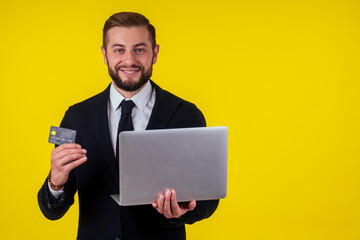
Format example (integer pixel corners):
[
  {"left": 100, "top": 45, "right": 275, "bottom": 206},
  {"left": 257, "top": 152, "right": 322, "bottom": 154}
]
[
  {"left": 165, "top": 191, "right": 171, "bottom": 197},
  {"left": 82, "top": 149, "right": 87, "bottom": 153}
]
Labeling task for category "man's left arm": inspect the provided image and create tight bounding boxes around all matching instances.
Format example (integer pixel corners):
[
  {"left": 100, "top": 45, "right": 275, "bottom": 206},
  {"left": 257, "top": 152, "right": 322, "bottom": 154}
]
[
  {"left": 153, "top": 189, "right": 219, "bottom": 227},
  {"left": 154, "top": 104, "right": 220, "bottom": 227}
]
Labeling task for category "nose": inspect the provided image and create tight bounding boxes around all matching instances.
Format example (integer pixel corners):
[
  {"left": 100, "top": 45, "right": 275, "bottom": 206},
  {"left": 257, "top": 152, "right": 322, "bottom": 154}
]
[{"left": 122, "top": 50, "right": 136, "bottom": 65}]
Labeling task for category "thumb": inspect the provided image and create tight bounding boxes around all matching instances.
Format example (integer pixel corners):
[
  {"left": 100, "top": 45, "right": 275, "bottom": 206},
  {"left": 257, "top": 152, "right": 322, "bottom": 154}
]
[{"left": 188, "top": 200, "right": 196, "bottom": 211}]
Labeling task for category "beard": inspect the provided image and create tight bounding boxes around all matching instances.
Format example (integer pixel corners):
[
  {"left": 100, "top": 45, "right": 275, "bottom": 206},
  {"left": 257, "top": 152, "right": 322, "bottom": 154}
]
[{"left": 108, "top": 63, "right": 153, "bottom": 92}]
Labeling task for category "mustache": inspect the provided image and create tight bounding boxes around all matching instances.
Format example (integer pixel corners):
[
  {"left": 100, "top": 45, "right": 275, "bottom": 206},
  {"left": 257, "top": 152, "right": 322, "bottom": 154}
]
[{"left": 115, "top": 64, "right": 142, "bottom": 71}]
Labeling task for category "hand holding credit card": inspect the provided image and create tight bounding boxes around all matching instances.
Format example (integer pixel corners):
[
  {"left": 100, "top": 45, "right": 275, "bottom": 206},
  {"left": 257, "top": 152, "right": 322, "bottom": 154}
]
[
  {"left": 48, "top": 126, "right": 76, "bottom": 145},
  {"left": 47, "top": 126, "right": 86, "bottom": 187}
]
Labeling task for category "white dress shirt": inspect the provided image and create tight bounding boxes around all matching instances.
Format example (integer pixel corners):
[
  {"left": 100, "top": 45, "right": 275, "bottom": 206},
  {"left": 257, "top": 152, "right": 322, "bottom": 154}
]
[
  {"left": 108, "top": 81, "right": 155, "bottom": 153},
  {"left": 50, "top": 80, "right": 156, "bottom": 198}
]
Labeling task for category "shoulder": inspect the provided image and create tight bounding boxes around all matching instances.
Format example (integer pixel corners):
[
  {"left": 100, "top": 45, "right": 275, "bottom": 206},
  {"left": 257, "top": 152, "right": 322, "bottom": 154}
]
[
  {"left": 151, "top": 80, "right": 198, "bottom": 110},
  {"left": 60, "top": 85, "right": 110, "bottom": 128},
  {"left": 66, "top": 84, "right": 110, "bottom": 114},
  {"left": 151, "top": 80, "right": 206, "bottom": 127}
]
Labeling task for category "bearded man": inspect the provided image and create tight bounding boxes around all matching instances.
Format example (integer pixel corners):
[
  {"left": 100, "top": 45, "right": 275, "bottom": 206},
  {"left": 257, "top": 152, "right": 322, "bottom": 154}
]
[{"left": 38, "top": 12, "right": 219, "bottom": 240}]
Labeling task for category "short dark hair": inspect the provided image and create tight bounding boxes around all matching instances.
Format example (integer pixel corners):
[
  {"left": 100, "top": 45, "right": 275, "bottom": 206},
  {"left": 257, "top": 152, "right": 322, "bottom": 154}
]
[{"left": 103, "top": 12, "right": 156, "bottom": 49}]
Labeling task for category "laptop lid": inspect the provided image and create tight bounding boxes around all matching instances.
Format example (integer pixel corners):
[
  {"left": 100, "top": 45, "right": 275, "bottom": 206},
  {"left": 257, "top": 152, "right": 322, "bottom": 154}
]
[{"left": 111, "top": 126, "right": 228, "bottom": 206}]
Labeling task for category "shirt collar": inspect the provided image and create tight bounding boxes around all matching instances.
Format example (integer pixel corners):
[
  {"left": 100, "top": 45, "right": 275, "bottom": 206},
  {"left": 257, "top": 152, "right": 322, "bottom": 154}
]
[{"left": 109, "top": 80, "right": 153, "bottom": 112}]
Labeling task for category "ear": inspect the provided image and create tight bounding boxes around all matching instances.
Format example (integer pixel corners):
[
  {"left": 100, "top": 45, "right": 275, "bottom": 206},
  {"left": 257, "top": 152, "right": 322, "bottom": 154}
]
[
  {"left": 152, "top": 45, "right": 160, "bottom": 64},
  {"left": 101, "top": 46, "right": 108, "bottom": 65}
]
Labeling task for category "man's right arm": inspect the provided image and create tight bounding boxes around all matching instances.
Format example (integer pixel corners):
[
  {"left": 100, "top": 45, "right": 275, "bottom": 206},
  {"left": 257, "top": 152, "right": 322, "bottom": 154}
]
[
  {"left": 38, "top": 173, "right": 74, "bottom": 220},
  {"left": 37, "top": 143, "right": 87, "bottom": 220}
]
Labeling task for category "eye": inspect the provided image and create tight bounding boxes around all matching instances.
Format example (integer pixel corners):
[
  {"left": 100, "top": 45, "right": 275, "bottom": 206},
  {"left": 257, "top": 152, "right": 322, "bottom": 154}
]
[
  {"left": 115, "top": 49, "right": 124, "bottom": 54},
  {"left": 135, "top": 48, "right": 145, "bottom": 54}
]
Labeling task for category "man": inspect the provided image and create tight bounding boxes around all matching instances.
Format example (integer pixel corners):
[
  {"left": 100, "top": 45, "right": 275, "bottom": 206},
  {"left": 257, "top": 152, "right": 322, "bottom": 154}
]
[{"left": 38, "top": 12, "right": 219, "bottom": 240}]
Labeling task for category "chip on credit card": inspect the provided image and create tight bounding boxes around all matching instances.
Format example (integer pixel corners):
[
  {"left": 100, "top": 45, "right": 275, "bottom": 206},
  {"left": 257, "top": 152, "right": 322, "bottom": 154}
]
[{"left": 48, "top": 126, "right": 76, "bottom": 145}]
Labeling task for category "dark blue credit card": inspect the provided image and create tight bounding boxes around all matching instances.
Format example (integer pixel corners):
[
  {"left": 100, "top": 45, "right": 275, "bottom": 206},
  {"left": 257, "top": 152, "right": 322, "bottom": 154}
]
[{"left": 48, "top": 126, "right": 76, "bottom": 145}]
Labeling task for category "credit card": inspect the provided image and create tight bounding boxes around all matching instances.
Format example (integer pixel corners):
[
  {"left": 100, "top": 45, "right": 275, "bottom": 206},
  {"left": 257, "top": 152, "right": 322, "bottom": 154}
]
[{"left": 48, "top": 126, "right": 76, "bottom": 145}]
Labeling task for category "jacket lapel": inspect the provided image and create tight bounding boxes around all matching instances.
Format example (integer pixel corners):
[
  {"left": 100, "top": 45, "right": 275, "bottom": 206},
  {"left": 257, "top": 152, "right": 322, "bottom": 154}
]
[
  {"left": 87, "top": 84, "right": 119, "bottom": 188},
  {"left": 146, "top": 80, "right": 179, "bottom": 130},
  {"left": 85, "top": 81, "right": 179, "bottom": 189}
]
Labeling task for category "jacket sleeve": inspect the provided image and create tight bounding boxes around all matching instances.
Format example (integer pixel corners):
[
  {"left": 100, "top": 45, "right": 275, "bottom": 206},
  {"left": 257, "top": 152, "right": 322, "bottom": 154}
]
[
  {"left": 162, "top": 104, "right": 220, "bottom": 228},
  {"left": 37, "top": 171, "right": 77, "bottom": 220},
  {"left": 37, "top": 109, "right": 78, "bottom": 220}
]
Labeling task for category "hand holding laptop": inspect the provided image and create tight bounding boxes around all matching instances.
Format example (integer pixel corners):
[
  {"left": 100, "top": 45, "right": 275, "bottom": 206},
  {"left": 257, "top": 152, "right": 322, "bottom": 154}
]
[{"left": 152, "top": 189, "right": 196, "bottom": 219}]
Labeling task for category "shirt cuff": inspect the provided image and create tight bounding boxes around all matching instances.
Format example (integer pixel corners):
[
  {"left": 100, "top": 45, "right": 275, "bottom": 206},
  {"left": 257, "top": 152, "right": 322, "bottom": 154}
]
[{"left": 48, "top": 182, "right": 65, "bottom": 199}]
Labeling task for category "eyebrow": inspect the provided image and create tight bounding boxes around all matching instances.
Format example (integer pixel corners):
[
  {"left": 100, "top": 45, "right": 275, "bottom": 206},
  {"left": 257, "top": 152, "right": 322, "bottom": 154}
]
[
  {"left": 134, "top": 43, "right": 147, "bottom": 48},
  {"left": 111, "top": 44, "right": 125, "bottom": 48},
  {"left": 111, "top": 43, "right": 148, "bottom": 48}
]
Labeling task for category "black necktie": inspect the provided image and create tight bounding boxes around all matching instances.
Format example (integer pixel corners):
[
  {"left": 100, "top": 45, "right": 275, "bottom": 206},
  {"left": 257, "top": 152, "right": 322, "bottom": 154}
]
[{"left": 115, "top": 100, "right": 135, "bottom": 163}]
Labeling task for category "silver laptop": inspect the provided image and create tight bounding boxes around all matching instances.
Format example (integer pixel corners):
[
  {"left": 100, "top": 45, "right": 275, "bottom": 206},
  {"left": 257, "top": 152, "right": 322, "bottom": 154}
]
[{"left": 111, "top": 126, "right": 228, "bottom": 206}]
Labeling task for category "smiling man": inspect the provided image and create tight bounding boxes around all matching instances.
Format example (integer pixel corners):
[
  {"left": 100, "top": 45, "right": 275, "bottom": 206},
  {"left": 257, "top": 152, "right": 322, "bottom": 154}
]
[
  {"left": 38, "top": 12, "right": 219, "bottom": 240},
  {"left": 102, "top": 25, "right": 158, "bottom": 97}
]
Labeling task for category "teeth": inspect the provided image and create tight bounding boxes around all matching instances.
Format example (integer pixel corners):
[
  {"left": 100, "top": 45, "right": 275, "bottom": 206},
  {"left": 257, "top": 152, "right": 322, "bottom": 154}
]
[{"left": 123, "top": 70, "right": 136, "bottom": 74}]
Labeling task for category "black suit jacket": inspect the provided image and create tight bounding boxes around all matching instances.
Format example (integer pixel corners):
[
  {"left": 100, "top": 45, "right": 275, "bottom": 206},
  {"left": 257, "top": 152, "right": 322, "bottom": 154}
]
[{"left": 38, "top": 81, "right": 219, "bottom": 240}]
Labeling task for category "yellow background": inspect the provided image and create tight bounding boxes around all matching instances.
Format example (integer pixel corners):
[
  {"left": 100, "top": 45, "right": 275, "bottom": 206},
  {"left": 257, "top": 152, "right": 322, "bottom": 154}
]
[{"left": 1, "top": 0, "right": 360, "bottom": 239}]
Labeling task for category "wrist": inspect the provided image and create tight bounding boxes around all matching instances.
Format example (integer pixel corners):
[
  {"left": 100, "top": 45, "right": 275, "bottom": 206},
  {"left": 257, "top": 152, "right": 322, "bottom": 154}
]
[{"left": 48, "top": 170, "right": 65, "bottom": 191}]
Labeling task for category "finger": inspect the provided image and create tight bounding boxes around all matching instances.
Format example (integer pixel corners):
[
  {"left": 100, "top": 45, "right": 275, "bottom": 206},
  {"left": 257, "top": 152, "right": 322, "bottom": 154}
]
[
  {"left": 188, "top": 200, "right": 197, "bottom": 211},
  {"left": 52, "top": 143, "right": 81, "bottom": 154},
  {"left": 63, "top": 156, "right": 87, "bottom": 173},
  {"left": 52, "top": 146, "right": 87, "bottom": 165},
  {"left": 163, "top": 189, "right": 172, "bottom": 218},
  {"left": 53, "top": 148, "right": 87, "bottom": 161},
  {"left": 156, "top": 194, "right": 165, "bottom": 214},
  {"left": 52, "top": 153, "right": 87, "bottom": 170},
  {"left": 170, "top": 189, "right": 181, "bottom": 217},
  {"left": 50, "top": 156, "right": 87, "bottom": 186}
]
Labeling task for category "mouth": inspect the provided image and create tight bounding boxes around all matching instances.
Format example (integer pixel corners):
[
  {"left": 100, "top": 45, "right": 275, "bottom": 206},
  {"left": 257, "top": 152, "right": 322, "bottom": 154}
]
[
  {"left": 121, "top": 69, "right": 140, "bottom": 76},
  {"left": 117, "top": 65, "right": 142, "bottom": 77}
]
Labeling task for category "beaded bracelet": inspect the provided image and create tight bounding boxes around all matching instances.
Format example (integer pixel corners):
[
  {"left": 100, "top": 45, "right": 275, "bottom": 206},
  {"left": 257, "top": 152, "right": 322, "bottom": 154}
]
[{"left": 48, "top": 170, "right": 65, "bottom": 191}]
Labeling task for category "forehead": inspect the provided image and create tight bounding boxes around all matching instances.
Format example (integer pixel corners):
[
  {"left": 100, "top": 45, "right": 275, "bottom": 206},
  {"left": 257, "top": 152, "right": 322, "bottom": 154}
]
[{"left": 106, "top": 26, "right": 151, "bottom": 47}]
